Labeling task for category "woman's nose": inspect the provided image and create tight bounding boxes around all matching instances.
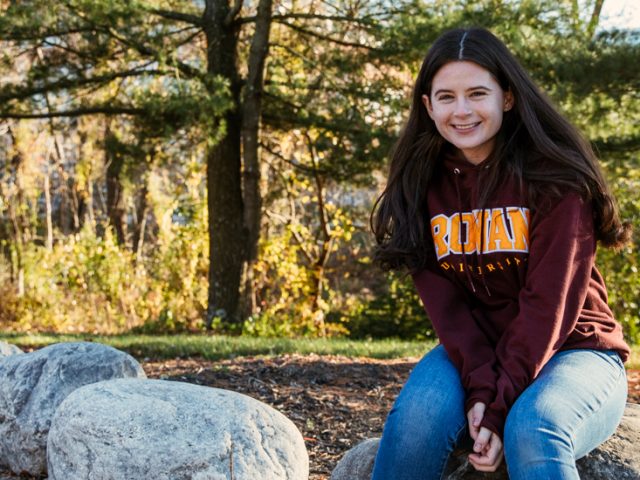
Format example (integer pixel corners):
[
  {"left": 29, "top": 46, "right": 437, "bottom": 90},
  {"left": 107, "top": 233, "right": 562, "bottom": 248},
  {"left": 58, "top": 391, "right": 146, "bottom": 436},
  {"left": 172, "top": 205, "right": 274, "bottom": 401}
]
[{"left": 453, "top": 98, "right": 472, "bottom": 116}]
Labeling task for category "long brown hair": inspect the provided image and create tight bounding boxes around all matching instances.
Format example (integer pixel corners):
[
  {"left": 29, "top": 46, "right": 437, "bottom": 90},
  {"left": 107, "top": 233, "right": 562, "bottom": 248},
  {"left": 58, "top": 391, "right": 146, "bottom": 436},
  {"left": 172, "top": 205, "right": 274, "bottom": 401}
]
[{"left": 371, "top": 27, "right": 631, "bottom": 272}]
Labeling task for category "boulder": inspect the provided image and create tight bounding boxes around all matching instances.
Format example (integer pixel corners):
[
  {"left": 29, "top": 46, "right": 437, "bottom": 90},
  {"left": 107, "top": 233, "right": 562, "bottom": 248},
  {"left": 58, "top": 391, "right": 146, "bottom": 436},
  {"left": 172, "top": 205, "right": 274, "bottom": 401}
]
[
  {"left": 47, "top": 378, "right": 309, "bottom": 480},
  {"left": 331, "top": 403, "right": 640, "bottom": 480},
  {"left": 0, "top": 342, "right": 23, "bottom": 357},
  {"left": 0, "top": 342, "right": 145, "bottom": 476}
]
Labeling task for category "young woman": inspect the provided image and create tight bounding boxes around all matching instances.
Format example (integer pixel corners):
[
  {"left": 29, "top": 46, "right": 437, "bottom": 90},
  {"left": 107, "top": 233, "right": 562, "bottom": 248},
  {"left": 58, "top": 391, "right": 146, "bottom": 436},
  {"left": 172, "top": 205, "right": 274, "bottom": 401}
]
[{"left": 370, "top": 27, "right": 631, "bottom": 479}]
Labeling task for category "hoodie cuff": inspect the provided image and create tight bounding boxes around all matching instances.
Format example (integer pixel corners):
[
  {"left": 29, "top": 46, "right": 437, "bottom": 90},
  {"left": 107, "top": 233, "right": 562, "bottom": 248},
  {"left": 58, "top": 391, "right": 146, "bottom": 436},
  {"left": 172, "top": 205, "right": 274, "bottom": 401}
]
[
  {"left": 464, "top": 388, "right": 495, "bottom": 415},
  {"left": 479, "top": 408, "right": 505, "bottom": 440}
]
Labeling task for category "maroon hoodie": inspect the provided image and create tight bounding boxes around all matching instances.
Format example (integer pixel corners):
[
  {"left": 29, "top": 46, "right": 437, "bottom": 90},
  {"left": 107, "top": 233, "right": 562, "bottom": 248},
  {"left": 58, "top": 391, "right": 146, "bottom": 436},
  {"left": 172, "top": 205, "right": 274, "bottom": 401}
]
[{"left": 412, "top": 153, "right": 630, "bottom": 439}]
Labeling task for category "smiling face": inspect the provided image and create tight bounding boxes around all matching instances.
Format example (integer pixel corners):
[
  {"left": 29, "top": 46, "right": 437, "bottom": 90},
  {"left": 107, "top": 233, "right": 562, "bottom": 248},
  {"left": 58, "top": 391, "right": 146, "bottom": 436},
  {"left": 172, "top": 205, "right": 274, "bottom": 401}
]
[{"left": 423, "top": 61, "right": 513, "bottom": 165}]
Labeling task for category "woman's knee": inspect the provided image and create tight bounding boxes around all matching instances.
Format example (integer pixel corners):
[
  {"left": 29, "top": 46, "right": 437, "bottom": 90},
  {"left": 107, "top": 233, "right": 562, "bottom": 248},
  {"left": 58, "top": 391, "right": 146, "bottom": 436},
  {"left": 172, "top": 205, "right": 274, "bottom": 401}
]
[
  {"left": 503, "top": 400, "right": 574, "bottom": 469},
  {"left": 389, "top": 388, "right": 465, "bottom": 445},
  {"left": 375, "top": 391, "right": 466, "bottom": 478},
  {"left": 384, "top": 346, "right": 466, "bottom": 447}
]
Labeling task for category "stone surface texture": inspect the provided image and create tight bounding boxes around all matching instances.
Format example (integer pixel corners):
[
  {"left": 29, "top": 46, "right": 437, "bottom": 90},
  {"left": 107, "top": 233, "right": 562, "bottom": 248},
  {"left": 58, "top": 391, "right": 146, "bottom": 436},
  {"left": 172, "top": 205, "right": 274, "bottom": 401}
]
[
  {"left": 0, "top": 342, "right": 23, "bottom": 357},
  {"left": 331, "top": 403, "right": 640, "bottom": 480},
  {"left": 330, "top": 438, "right": 379, "bottom": 480},
  {"left": 47, "top": 378, "right": 309, "bottom": 480},
  {"left": 0, "top": 342, "right": 145, "bottom": 476}
]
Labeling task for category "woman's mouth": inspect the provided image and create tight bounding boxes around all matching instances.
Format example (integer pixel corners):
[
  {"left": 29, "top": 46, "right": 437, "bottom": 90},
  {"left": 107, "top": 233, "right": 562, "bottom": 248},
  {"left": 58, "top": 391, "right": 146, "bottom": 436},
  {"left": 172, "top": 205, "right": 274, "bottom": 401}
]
[{"left": 452, "top": 122, "right": 480, "bottom": 131}]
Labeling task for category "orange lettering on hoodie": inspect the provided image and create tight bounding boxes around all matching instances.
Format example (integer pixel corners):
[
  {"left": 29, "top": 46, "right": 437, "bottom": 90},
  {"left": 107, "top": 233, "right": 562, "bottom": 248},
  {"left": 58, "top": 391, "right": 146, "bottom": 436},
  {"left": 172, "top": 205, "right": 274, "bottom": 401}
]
[
  {"left": 462, "top": 211, "right": 479, "bottom": 254},
  {"left": 450, "top": 214, "right": 463, "bottom": 255},
  {"left": 430, "top": 207, "right": 530, "bottom": 260},
  {"left": 486, "top": 208, "right": 514, "bottom": 252},
  {"left": 507, "top": 207, "right": 530, "bottom": 251},
  {"left": 431, "top": 214, "right": 449, "bottom": 259}
]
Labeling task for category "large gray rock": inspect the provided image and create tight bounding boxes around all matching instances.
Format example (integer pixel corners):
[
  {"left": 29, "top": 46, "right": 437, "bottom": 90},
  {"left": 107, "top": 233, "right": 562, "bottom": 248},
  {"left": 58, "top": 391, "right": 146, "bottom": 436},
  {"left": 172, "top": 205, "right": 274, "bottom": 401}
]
[
  {"left": 0, "top": 342, "right": 145, "bottom": 476},
  {"left": 0, "top": 342, "right": 23, "bottom": 357},
  {"left": 331, "top": 403, "right": 640, "bottom": 480},
  {"left": 47, "top": 378, "right": 309, "bottom": 480}
]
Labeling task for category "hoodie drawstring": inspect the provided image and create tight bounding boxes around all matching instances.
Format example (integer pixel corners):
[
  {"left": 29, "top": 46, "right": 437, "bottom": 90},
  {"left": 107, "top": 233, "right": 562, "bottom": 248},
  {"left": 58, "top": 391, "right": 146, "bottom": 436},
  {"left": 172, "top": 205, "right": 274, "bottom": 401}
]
[
  {"left": 453, "top": 168, "right": 477, "bottom": 294},
  {"left": 453, "top": 166, "right": 492, "bottom": 297},
  {"left": 478, "top": 208, "right": 492, "bottom": 297}
]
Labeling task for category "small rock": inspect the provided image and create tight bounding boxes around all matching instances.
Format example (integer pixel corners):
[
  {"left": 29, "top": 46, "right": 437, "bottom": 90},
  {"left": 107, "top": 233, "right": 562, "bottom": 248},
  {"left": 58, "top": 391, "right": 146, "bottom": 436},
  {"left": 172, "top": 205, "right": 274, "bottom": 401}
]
[
  {"left": 330, "top": 438, "right": 379, "bottom": 480},
  {"left": 331, "top": 403, "right": 640, "bottom": 480},
  {"left": 47, "top": 378, "right": 309, "bottom": 480},
  {"left": 0, "top": 342, "right": 23, "bottom": 357},
  {"left": 0, "top": 342, "right": 145, "bottom": 476}
]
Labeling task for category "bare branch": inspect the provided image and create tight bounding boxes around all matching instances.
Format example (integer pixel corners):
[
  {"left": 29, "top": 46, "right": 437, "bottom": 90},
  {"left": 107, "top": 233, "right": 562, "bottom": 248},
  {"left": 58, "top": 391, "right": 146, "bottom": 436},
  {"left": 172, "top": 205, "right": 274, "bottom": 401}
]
[
  {"left": 274, "top": 20, "right": 379, "bottom": 50},
  {"left": 260, "top": 141, "right": 329, "bottom": 176},
  {"left": 41, "top": 39, "right": 88, "bottom": 59},
  {"left": 304, "top": 131, "right": 331, "bottom": 246},
  {"left": 0, "top": 106, "right": 146, "bottom": 119}
]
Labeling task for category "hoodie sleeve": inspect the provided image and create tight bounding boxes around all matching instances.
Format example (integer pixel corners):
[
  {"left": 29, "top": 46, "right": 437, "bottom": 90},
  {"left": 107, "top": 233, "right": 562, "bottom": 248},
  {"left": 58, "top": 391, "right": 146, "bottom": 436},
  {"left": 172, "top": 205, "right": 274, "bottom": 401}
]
[
  {"left": 480, "top": 193, "right": 596, "bottom": 438},
  {"left": 413, "top": 260, "right": 498, "bottom": 412}
]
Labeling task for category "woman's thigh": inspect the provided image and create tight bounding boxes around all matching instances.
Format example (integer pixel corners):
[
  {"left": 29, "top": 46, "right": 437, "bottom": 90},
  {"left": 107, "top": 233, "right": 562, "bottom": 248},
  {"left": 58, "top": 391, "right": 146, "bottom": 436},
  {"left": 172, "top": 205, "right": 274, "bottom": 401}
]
[
  {"left": 504, "top": 349, "right": 627, "bottom": 479},
  {"left": 371, "top": 344, "right": 468, "bottom": 480}
]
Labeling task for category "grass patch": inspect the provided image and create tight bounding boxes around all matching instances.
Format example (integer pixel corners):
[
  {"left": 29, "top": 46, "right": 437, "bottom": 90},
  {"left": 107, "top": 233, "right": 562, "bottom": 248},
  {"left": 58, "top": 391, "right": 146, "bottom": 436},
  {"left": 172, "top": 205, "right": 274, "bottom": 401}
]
[
  {"left": 1, "top": 332, "right": 638, "bottom": 368},
  {"left": 0, "top": 332, "right": 434, "bottom": 361}
]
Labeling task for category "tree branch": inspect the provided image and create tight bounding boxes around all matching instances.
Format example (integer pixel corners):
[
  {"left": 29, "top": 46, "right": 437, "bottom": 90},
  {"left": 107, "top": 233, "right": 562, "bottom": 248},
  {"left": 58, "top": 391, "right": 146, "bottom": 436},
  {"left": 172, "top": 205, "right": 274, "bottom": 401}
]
[
  {"left": 225, "top": 0, "right": 244, "bottom": 26},
  {"left": 260, "top": 141, "right": 329, "bottom": 176},
  {"left": 0, "top": 106, "right": 146, "bottom": 119},
  {"left": 237, "top": 7, "right": 408, "bottom": 25},
  {"left": 587, "top": 0, "right": 605, "bottom": 39},
  {"left": 237, "top": 12, "right": 374, "bottom": 26},
  {"left": 41, "top": 38, "right": 88, "bottom": 59},
  {"left": 102, "top": 25, "right": 203, "bottom": 79},
  {"left": 148, "top": 8, "right": 204, "bottom": 27},
  {"left": 274, "top": 20, "right": 379, "bottom": 50},
  {"left": 0, "top": 66, "right": 163, "bottom": 103},
  {"left": 0, "top": 26, "right": 97, "bottom": 41}
]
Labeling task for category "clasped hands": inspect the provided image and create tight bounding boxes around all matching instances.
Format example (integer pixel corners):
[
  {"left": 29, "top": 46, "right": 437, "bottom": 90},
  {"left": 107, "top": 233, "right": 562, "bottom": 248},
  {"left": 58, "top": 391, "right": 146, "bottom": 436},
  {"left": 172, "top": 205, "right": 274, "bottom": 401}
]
[{"left": 466, "top": 402, "right": 503, "bottom": 472}]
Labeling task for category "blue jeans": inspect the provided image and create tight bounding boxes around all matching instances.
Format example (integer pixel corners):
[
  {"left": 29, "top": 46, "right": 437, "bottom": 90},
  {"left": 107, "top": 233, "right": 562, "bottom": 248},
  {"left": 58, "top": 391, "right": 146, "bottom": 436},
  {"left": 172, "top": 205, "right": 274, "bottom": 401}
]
[{"left": 371, "top": 345, "right": 627, "bottom": 480}]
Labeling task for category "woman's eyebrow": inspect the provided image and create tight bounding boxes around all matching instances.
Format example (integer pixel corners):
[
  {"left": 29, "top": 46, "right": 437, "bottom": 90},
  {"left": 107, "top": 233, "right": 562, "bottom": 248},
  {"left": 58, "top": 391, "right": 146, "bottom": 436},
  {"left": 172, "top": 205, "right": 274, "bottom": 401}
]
[{"left": 432, "top": 85, "right": 492, "bottom": 96}]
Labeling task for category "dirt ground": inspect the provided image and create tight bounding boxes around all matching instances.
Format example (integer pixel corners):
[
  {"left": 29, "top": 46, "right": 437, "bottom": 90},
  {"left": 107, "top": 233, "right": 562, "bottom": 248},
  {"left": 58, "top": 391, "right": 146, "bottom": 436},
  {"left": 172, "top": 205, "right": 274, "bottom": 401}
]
[
  {"left": 141, "top": 355, "right": 640, "bottom": 480},
  {"left": 142, "top": 354, "right": 413, "bottom": 479},
  {"left": 1, "top": 354, "right": 639, "bottom": 479}
]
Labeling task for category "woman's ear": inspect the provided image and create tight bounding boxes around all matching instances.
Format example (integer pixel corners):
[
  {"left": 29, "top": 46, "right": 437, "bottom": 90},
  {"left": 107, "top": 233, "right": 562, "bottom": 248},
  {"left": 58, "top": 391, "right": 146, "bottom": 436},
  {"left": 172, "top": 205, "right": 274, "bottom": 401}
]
[
  {"left": 422, "top": 94, "right": 434, "bottom": 119},
  {"left": 504, "top": 90, "right": 514, "bottom": 112}
]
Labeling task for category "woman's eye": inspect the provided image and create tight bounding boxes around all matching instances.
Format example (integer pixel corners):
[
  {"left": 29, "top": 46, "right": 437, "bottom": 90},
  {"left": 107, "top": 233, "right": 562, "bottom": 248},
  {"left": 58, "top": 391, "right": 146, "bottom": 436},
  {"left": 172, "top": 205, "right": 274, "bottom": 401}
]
[
  {"left": 470, "top": 91, "right": 487, "bottom": 98},
  {"left": 437, "top": 95, "right": 454, "bottom": 101}
]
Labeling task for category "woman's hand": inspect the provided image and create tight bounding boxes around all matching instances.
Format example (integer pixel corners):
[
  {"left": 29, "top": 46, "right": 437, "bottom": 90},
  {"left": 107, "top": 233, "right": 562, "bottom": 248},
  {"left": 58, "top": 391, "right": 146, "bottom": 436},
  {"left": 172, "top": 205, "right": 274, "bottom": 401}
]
[
  {"left": 468, "top": 427, "right": 504, "bottom": 472},
  {"left": 466, "top": 402, "right": 485, "bottom": 441},
  {"left": 466, "top": 403, "right": 503, "bottom": 472}
]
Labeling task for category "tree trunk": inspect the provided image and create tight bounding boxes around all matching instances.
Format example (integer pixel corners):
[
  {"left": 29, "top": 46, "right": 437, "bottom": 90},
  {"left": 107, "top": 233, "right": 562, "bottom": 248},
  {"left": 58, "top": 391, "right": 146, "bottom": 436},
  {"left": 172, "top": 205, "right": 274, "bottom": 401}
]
[
  {"left": 78, "top": 129, "right": 96, "bottom": 231},
  {"left": 307, "top": 136, "right": 331, "bottom": 337},
  {"left": 105, "top": 126, "right": 126, "bottom": 245},
  {"left": 5, "top": 127, "right": 27, "bottom": 296},
  {"left": 44, "top": 167, "right": 53, "bottom": 250},
  {"left": 132, "top": 179, "right": 149, "bottom": 265},
  {"left": 240, "top": 0, "right": 273, "bottom": 318},
  {"left": 587, "top": 0, "right": 605, "bottom": 39},
  {"left": 203, "top": 0, "right": 245, "bottom": 328}
]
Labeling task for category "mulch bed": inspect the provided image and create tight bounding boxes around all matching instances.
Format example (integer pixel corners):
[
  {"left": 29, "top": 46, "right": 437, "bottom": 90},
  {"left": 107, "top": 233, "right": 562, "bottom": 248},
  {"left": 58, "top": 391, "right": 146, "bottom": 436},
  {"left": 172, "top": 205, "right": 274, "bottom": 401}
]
[
  {"left": 142, "top": 353, "right": 414, "bottom": 479},
  {"left": 1, "top": 353, "right": 639, "bottom": 480},
  {"left": 142, "top": 355, "right": 640, "bottom": 480}
]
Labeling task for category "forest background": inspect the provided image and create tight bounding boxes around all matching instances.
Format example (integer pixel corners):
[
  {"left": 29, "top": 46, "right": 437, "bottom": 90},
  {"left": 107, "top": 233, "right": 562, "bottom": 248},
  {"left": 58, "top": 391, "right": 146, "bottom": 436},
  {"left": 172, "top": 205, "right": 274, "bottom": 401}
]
[{"left": 0, "top": 0, "right": 638, "bottom": 344}]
